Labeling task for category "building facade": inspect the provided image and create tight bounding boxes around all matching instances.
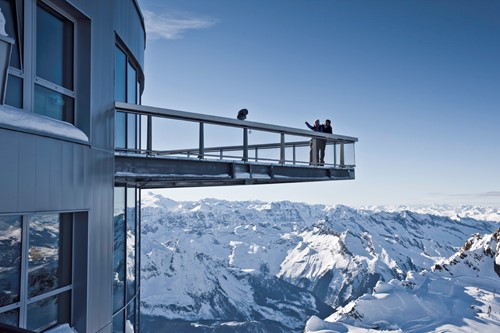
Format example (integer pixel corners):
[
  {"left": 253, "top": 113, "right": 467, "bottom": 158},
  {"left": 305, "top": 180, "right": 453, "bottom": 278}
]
[{"left": 0, "top": 0, "right": 145, "bottom": 332}]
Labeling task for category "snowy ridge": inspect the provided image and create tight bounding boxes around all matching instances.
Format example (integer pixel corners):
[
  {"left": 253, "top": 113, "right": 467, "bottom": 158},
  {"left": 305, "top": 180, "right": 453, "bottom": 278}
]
[
  {"left": 140, "top": 192, "right": 500, "bottom": 332},
  {"left": 360, "top": 204, "right": 500, "bottom": 223},
  {"left": 306, "top": 229, "right": 500, "bottom": 333}
]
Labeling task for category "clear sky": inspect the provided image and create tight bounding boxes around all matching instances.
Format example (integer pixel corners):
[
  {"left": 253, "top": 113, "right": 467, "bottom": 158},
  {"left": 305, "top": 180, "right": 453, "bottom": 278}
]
[{"left": 137, "top": 0, "right": 500, "bottom": 208}]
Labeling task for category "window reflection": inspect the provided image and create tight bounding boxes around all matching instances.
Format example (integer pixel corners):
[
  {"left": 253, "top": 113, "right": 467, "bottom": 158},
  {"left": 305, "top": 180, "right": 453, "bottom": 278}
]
[
  {"left": 127, "top": 62, "right": 136, "bottom": 104},
  {"left": 112, "top": 310, "right": 124, "bottom": 333},
  {"left": 28, "top": 214, "right": 71, "bottom": 298},
  {"left": 5, "top": 74, "right": 23, "bottom": 108},
  {"left": 115, "top": 47, "right": 126, "bottom": 103},
  {"left": 36, "top": 3, "right": 73, "bottom": 90},
  {"left": 34, "top": 84, "right": 74, "bottom": 123},
  {"left": 0, "top": 215, "right": 22, "bottom": 307},
  {"left": 26, "top": 290, "right": 71, "bottom": 332},
  {"left": 126, "top": 299, "right": 136, "bottom": 333},
  {"left": 113, "top": 187, "right": 126, "bottom": 313},
  {"left": 126, "top": 187, "right": 136, "bottom": 302},
  {"left": 0, "top": 308, "right": 19, "bottom": 327}
]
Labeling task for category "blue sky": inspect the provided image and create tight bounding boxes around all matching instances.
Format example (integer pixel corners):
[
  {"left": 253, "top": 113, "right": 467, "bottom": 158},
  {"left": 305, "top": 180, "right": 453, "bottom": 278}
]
[{"left": 137, "top": 0, "right": 500, "bottom": 207}]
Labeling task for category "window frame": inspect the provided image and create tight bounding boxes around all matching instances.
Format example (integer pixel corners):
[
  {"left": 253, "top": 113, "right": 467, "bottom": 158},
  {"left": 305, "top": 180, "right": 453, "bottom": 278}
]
[
  {"left": 115, "top": 42, "right": 142, "bottom": 151},
  {"left": 112, "top": 186, "right": 139, "bottom": 333},
  {"left": 2, "top": 0, "right": 90, "bottom": 133},
  {"left": 0, "top": 211, "right": 76, "bottom": 331},
  {"left": 33, "top": 0, "right": 76, "bottom": 123}
]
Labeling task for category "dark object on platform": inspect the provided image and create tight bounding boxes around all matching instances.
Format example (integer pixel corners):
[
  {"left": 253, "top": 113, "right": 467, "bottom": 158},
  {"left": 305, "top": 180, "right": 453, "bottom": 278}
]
[{"left": 237, "top": 108, "right": 248, "bottom": 120}]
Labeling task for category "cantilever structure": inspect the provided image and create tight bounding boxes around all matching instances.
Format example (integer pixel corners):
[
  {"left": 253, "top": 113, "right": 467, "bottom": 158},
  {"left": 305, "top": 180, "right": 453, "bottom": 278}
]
[{"left": 114, "top": 102, "right": 357, "bottom": 189}]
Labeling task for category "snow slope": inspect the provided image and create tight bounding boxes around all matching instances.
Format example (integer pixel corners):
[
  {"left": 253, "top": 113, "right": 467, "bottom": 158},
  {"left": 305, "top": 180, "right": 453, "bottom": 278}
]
[
  {"left": 306, "top": 231, "right": 500, "bottom": 333},
  {"left": 140, "top": 192, "right": 500, "bottom": 332}
]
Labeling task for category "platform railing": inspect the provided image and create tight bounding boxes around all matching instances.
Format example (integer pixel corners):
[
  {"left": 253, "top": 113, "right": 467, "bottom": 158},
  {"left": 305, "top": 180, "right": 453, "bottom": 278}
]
[{"left": 114, "top": 102, "right": 357, "bottom": 168}]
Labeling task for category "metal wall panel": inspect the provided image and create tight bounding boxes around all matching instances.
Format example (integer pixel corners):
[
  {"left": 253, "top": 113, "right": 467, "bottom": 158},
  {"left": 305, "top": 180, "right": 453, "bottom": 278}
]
[
  {"left": 0, "top": 129, "right": 19, "bottom": 212},
  {"left": 17, "top": 134, "right": 37, "bottom": 212},
  {"left": 49, "top": 140, "right": 64, "bottom": 211}
]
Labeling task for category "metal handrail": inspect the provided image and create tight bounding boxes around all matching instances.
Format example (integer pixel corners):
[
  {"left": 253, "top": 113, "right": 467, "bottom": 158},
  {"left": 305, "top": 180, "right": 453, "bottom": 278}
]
[{"left": 114, "top": 102, "right": 357, "bottom": 167}]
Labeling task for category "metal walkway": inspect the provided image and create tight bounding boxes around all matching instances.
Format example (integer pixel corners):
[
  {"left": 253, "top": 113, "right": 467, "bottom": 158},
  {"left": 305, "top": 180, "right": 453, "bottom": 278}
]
[{"left": 114, "top": 102, "right": 358, "bottom": 189}]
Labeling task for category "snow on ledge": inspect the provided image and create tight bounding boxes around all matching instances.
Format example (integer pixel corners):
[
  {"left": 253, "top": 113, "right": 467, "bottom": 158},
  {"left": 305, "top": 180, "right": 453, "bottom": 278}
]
[{"left": 0, "top": 105, "right": 89, "bottom": 143}]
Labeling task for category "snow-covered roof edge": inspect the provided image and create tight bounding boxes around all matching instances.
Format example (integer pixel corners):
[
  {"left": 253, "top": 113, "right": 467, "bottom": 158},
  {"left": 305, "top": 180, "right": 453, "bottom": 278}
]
[{"left": 0, "top": 105, "right": 89, "bottom": 144}]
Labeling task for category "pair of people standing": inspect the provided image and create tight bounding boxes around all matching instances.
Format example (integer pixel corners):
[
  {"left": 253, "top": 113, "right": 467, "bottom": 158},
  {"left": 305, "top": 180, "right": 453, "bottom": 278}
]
[{"left": 305, "top": 119, "right": 332, "bottom": 166}]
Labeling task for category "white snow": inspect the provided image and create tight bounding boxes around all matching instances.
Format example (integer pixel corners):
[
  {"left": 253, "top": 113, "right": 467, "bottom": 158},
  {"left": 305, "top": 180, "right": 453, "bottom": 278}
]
[
  {"left": 44, "top": 324, "right": 78, "bottom": 333},
  {"left": 140, "top": 192, "right": 500, "bottom": 332},
  {"left": 0, "top": 105, "right": 88, "bottom": 143}
]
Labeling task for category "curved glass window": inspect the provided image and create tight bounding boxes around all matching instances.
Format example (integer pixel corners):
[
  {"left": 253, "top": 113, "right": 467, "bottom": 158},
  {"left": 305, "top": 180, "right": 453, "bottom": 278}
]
[
  {"left": 115, "top": 44, "right": 140, "bottom": 151},
  {"left": 113, "top": 187, "right": 126, "bottom": 313},
  {"left": 113, "top": 186, "right": 139, "bottom": 333}
]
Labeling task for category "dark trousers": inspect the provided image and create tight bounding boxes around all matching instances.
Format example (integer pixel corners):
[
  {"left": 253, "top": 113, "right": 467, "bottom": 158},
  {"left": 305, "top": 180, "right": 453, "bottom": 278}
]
[{"left": 309, "top": 139, "right": 326, "bottom": 165}]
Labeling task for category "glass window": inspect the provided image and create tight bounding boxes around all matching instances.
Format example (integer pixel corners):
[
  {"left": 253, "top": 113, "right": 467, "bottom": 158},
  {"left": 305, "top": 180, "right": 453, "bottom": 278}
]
[
  {"left": 34, "top": 84, "right": 74, "bottom": 123},
  {"left": 126, "top": 187, "right": 136, "bottom": 302},
  {"left": 126, "top": 299, "right": 136, "bottom": 333},
  {"left": 0, "top": 0, "right": 21, "bottom": 69},
  {"left": 26, "top": 290, "right": 71, "bottom": 332},
  {"left": 0, "top": 215, "right": 22, "bottom": 307},
  {"left": 28, "top": 214, "right": 72, "bottom": 298},
  {"left": 115, "top": 47, "right": 126, "bottom": 103},
  {"left": 5, "top": 74, "right": 22, "bottom": 108},
  {"left": 113, "top": 187, "right": 126, "bottom": 313},
  {"left": 127, "top": 62, "right": 136, "bottom": 104},
  {"left": 0, "top": 213, "right": 74, "bottom": 331},
  {"left": 112, "top": 310, "right": 124, "bottom": 333},
  {"left": 36, "top": 3, "right": 73, "bottom": 90},
  {"left": 115, "top": 44, "right": 141, "bottom": 150},
  {"left": 0, "top": 308, "right": 19, "bottom": 327}
]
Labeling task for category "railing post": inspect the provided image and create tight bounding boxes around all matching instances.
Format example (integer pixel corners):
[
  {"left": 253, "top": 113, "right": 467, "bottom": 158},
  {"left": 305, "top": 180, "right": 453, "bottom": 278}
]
[
  {"left": 340, "top": 143, "right": 345, "bottom": 167},
  {"left": 243, "top": 128, "right": 248, "bottom": 162},
  {"left": 198, "top": 122, "right": 204, "bottom": 159},
  {"left": 333, "top": 143, "right": 337, "bottom": 166},
  {"left": 147, "top": 115, "right": 152, "bottom": 155},
  {"left": 280, "top": 133, "right": 285, "bottom": 164},
  {"left": 255, "top": 148, "right": 258, "bottom": 162},
  {"left": 353, "top": 143, "right": 356, "bottom": 166},
  {"left": 311, "top": 138, "right": 318, "bottom": 166}
]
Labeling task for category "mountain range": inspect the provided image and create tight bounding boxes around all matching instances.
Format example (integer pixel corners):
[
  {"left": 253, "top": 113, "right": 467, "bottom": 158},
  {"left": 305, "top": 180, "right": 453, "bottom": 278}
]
[{"left": 139, "top": 192, "right": 500, "bottom": 332}]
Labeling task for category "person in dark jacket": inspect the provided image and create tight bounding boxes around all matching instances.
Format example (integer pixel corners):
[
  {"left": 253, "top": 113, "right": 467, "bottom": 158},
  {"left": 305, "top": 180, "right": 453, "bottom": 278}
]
[
  {"left": 318, "top": 119, "right": 332, "bottom": 165},
  {"left": 305, "top": 119, "right": 322, "bottom": 165}
]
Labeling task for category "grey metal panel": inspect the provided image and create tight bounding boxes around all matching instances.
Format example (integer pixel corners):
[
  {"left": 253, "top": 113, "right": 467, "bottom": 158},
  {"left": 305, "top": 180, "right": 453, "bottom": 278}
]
[
  {"left": 74, "top": 144, "right": 85, "bottom": 208},
  {"left": 62, "top": 142, "right": 76, "bottom": 206},
  {"left": 49, "top": 140, "right": 64, "bottom": 211},
  {"left": 35, "top": 138, "right": 51, "bottom": 211},
  {"left": 17, "top": 134, "right": 37, "bottom": 212},
  {"left": 0, "top": 129, "right": 19, "bottom": 212}
]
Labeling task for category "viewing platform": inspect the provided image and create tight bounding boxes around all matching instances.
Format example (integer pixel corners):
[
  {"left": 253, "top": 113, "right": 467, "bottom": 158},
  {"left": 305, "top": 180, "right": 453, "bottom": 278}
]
[{"left": 114, "top": 102, "right": 358, "bottom": 189}]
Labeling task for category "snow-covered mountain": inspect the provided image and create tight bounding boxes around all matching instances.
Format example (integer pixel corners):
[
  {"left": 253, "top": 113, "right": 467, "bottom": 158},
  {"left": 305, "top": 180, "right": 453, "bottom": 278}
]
[
  {"left": 140, "top": 192, "right": 500, "bottom": 332},
  {"left": 306, "top": 230, "right": 500, "bottom": 333}
]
